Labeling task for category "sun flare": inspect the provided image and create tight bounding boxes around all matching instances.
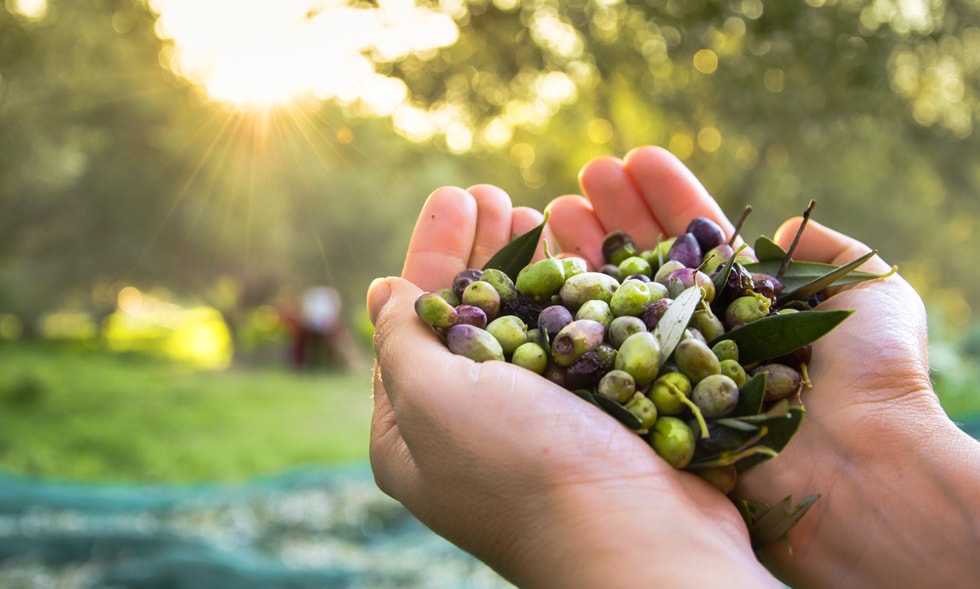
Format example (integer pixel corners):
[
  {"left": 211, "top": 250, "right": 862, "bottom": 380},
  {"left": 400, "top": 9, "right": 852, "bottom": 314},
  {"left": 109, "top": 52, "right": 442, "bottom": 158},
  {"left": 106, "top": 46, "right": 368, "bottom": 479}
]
[{"left": 149, "top": 0, "right": 459, "bottom": 110}]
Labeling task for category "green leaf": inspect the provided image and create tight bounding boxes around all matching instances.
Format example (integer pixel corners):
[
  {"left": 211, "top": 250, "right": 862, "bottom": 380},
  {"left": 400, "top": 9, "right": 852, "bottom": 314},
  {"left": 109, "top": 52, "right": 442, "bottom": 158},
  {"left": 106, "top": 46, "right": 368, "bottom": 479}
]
[
  {"left": 710, "top": 243, "right": 748, "bottom": 296},
  {"left": 594, "top": 394, "right": 644, "bottom": 431},
  {"left": 482, "top": 210, "right": 549, "bottom": 281},
  {"left": 652, "top": 286, "right": 703, "bottom": 366},
  {"left": 742, "top": 493, "right": 822, "bottom": 550},
  {"left": 744, "top": 258, "right": 894, "bottom": 295},
  {"left": 736, "top": 405, "right": 805, "bottom": 472},
  {"left": 731, "top": 372, "right": 767, "bottom": 417},
  {"left": 713, "top": 309, "right": 853, "bottom": 364},
  {"left": 570, "top": 387, "right": 600, "bottom": 407},
  {"left": 777, "top": 250, "right": 881, "bottom": 303},
  {"left": 753, "top": 236, "right": 787, "bottom": 262}
]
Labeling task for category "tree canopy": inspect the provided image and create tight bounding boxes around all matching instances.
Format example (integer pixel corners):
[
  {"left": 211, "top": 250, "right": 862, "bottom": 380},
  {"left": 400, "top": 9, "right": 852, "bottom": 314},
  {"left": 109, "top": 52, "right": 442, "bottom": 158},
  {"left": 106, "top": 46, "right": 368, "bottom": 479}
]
[{"left": 1, "top": 0, "right": 978, "bottom": 344}]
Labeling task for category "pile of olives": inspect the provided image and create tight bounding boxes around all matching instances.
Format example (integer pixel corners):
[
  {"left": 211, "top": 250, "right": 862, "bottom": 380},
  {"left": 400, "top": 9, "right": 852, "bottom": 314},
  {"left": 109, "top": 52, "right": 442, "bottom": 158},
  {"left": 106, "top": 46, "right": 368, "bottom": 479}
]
[{"left": 414, "top": 215, "right": 818, "bottom": 494}]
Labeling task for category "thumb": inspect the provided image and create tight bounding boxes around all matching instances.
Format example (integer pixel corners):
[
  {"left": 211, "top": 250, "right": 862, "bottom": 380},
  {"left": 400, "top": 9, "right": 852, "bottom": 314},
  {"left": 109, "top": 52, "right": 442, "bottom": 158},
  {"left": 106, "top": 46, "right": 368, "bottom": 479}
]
[{"left": 367, "top": 276, "right": 402, "bottom": 326}]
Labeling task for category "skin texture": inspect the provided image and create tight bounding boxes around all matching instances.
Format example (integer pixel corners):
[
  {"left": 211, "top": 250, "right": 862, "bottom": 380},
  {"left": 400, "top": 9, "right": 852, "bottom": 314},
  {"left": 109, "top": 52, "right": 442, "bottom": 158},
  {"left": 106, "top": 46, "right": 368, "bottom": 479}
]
[{"left": 368, "top": 147, "right": 980, "bottom": 588}]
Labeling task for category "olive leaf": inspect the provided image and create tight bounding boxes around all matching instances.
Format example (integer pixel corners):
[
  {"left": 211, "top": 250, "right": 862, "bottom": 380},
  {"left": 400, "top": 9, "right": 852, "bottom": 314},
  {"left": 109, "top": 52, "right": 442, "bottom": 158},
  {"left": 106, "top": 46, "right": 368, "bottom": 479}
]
[
  {"left": 713, "top": 309, "right": 853, "bottom": 364},
  {"left": 739, "top": 493, "right": 822, "bottom": 550},
  {"left": 594, "top": 394, "right": 644, "bottom": 431},
  {"left": 776, "top": 250, "right": 889, "bottom": 303},
  {"left": 652, "top": 285, "right": 703, "bottom": 366},
  {"left": 710, "top": 243, "right": 749, "bottom": 295},
  {"left": 736, "top": 405, "right": 805, "bottom": 473},
  {"left": 570, "top": 387, "right": 601, "bottom": 408},
  {"left": 753, "top": 236, "right": 787, "bottom": 262},
  {"left": 482, "top": 210, "right": 550, "bottom": 281},
  {"left": 745, "top": 257, "right": 895, "bottom": 297},
  {"left": 731, "top": 372, "right": 767, "bottom": 417},
  {"left": 687, "top": 425, "right": 772, "bottom": 469}
]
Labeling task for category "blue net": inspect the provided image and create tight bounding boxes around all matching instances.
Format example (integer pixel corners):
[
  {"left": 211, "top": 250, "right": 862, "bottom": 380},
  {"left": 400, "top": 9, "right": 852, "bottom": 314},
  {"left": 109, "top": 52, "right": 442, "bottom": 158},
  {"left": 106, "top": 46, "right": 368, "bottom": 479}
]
[
  {"left": 3, "top": 416, "right": 978, "bottom": 588},
  {"left": 0, "top": 463, "right": 512, "bottom": 588}
]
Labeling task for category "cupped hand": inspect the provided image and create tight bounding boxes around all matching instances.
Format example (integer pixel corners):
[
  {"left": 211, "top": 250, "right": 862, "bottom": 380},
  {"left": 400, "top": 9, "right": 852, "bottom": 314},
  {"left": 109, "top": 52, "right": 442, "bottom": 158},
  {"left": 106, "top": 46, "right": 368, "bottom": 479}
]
[
  {"left": 547, "top": 146, "right": 980, "bottom": 589},
  {"left": 368, "top": 184, "right": 777, "bottom": 588}
]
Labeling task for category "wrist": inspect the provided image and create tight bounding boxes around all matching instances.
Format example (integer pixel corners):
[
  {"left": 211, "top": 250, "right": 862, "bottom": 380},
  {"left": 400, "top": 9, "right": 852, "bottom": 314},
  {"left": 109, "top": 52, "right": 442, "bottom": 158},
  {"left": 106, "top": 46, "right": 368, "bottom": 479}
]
[
  {"left": 758, "top": 404, "right": 980, "bottom": 588},
  {"left": 501, "top": 474, "right": 780, "bottom": 588}
]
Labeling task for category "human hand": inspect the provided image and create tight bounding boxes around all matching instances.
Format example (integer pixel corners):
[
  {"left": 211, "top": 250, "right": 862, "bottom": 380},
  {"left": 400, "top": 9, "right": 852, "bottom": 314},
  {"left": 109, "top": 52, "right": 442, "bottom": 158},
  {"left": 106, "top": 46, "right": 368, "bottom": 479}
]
[
  {"left": 367, "top": 184, "right": 779, "bottom": 588},
  {"left": 546, "top": 145, "right": 980, "bottom": 589}
]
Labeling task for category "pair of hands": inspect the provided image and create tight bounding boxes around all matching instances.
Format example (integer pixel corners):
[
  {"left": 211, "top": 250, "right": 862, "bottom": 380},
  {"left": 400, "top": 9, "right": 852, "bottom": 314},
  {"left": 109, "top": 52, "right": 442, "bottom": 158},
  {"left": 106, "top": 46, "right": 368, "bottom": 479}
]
[{"left": 367, "top": 147, "right": 979, "bottom": 588}]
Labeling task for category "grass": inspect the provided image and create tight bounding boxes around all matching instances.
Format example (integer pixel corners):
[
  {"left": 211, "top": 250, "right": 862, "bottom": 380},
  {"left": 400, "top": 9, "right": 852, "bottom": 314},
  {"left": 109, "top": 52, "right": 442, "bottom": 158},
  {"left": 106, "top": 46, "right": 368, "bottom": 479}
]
[
  {"left": 1, "top": 340, "right": 977, "bottom": 486},
  {"left": 0, "top": 342, "right": 375, "bottom": 483}
]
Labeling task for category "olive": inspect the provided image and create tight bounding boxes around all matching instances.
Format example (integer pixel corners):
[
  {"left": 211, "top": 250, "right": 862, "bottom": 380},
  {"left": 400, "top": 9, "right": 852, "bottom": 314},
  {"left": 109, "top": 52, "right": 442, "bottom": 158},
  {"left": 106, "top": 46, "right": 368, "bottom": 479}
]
[
  {"left": 538, "top": 304, "right": 574, "bottom": 339},
  {"left": 415, "top": 291, "right": 458, "bottom": 328},
  {"left": 649, "top": 371, "right": 693, "bottom": 416},
  {"left": 597, "top": 369, "right": 636, "bottom": 403},
  {"left": 640, "top": 297, "right": 673, "bottom": 330},
  {"left": 480, "top": 268, "right": 519, "bottom": 304},
  {"left": 649, "top": 416, "right": 696, "bottom": 469},
  {"left": 575, "top": 299, "right": 614, "bottom": 328},
  {"left": 618, "top": 255, "right": 652, "bottom": 279},
  {"left": 724, "top": 293, "right": 772, "bottom": 330},
  {"left": 719, "top": 359, "right": 747, "bottom": 388},
  {"left": 673, "top": 338, "right": 722, "bottom": 384},
  {"left": 625, "top": 392, "right": 659, "bottom": 430},
  {"left": 461, "top": 280, "right": 501, "bottom": 321},
  {"left": 485, "top": 314, "right": 528, "bottom": 356},
  {"left": 700, "top": 244, "right": 734, "bottom": 275},
  {"left": 602, "top": 230, "right": 637, "bottom": 266},
  {"left": 516, "top": 257, "right": 566, "bottom": 302},
  {"left": 559, "top": 272, "right": 620, "bottom": 310},
  {"left": 666, "top": 232, "right": 702, "bottom": 269},
  {"left": 551, "top": 319, "right": 606, "bottom": 367},
  {"left": 691, "top": 374, "right": 739, "bottom": 417},
  {"left": 607, "top": 315, "right": 648, "bottom": 349},
  {"left": 446, "top": 324, "right": 504, "bottom": 362},
  {"left": 562, "top": 256, "right": 589, "bottom": 279},
  {"left": 452, "top": 268, "right": 484, "bottom": 299},
  {"left": 511, "top": 342, "right": 548, "bottom": 374},
  {"left": 751, "top": 363, "right": 803, "bottom": 401},
  {"left": 614, "top": 331, "right": 661, "bottom": 386},
  {"left": 711, "top": 339, "right": 739, "bottom": 363},
  {"left": 686, "top": 216, "right": 727, "bottom": 252},
  {"left": 454, "top": 304, "right": 488, "bottom": 329},
  {"left": 610, "top": 278, "right": 654, "bottom": 317}
]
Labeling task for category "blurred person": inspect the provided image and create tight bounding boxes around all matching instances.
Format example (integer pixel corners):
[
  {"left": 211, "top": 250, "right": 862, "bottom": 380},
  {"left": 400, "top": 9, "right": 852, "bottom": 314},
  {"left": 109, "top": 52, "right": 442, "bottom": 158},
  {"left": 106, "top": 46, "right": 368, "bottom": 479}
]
[
  {"left": 366, "top": 146, "right": 980, "bottom": 588},
  {"left": 279, "top": 285, "right": 359, "bottom": 370}
]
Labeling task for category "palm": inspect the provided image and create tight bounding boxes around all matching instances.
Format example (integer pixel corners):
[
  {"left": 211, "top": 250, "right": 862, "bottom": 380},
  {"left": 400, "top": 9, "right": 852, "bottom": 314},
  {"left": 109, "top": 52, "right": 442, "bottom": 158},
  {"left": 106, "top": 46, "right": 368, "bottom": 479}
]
[
  {"left": 369, "top": 181, "right": 750, "bottom": 583},
  {"left": 546, "top": 147, "right": 946, "bottom": 587}
]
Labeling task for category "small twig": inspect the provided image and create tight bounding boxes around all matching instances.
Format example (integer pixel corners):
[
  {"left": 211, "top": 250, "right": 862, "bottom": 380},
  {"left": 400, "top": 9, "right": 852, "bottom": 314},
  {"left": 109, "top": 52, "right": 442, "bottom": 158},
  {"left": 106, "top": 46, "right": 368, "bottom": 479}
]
[
  {"left": 728, "top": 205, "right": 753, "bottom": 247},
  {"left": 777, "top": 200, "right": 816, "bottom": 280}
]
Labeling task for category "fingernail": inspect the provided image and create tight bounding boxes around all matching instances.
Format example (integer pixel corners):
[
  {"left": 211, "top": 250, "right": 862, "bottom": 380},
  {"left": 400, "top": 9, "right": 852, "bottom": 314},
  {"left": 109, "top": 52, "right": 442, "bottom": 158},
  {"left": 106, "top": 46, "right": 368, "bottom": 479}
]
[{"left": 367, "top": 277, "right": 394, "bottom": 326}]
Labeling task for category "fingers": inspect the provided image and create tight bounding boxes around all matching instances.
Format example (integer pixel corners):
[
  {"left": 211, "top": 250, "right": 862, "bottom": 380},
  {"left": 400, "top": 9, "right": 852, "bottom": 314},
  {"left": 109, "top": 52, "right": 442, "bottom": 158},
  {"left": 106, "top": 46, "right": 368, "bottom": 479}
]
[
  {"left": 552, "top": 146, "right": 738, "bottom": 264},
  {"left": 546, "top": 195, "right": 607, "bottom": 268},
  {"left": 469, "top": 185, "right": 518, "bottom": 267},
  {"left": 773, "top": 218, "right": 893, "bottom": 274},
  {"left": 402, "top": 187, "right": 479, "bottom": 291},
  {"left": 401, "top": 185, "right": 541, "bottom": 290},
  {"left": 578, "top": 155, "right": 665, "bottom": 251},
  {"left": 622, "top": 146, "right": 736, "bottom": 242}
]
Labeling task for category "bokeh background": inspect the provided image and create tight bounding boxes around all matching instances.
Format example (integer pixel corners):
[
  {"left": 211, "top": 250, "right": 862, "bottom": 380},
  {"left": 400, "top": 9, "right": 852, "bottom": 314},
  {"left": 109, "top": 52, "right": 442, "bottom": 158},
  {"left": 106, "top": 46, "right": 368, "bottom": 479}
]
[{"left": 2, "top": 0, "right": 979, "bottom": 587}]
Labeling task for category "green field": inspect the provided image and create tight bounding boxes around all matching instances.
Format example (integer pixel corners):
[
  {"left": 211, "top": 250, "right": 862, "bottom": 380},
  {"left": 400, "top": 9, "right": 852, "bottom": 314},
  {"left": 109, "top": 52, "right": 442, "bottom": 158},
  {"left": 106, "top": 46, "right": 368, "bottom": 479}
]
[
  {"left": 1, "top": 341, "right": 978, "bottom": 485},
  {"left": 0, "top": 343, "right": 374, "bottom": 483}
]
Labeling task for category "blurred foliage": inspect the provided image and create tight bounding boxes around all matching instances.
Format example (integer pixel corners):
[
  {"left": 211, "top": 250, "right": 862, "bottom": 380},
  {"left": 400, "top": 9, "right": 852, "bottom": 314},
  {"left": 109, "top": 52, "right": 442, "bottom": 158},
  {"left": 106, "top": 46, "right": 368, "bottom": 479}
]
[{"left": 1, "top": 0, "right": 979, "bottom": 358}]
